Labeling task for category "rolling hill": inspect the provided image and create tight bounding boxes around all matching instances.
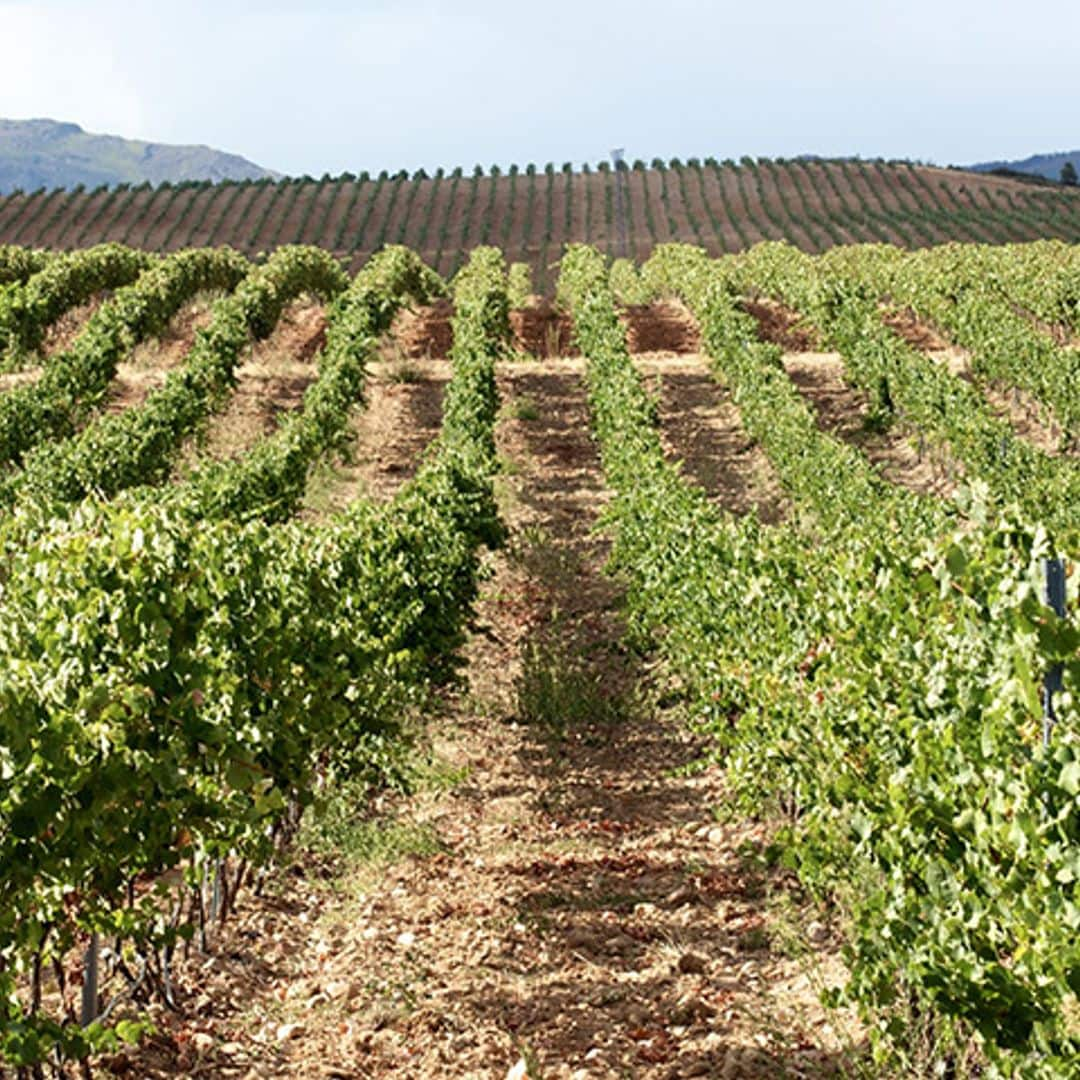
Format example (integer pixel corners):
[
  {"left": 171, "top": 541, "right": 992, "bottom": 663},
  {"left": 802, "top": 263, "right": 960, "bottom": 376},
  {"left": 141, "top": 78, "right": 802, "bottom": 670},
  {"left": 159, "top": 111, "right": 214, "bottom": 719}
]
[
  {"left": 0, "top": 118, "right": 277, "bottom": 195},
  {"left": 2, "top": 156, "right": 1079, "bottom": 293}
]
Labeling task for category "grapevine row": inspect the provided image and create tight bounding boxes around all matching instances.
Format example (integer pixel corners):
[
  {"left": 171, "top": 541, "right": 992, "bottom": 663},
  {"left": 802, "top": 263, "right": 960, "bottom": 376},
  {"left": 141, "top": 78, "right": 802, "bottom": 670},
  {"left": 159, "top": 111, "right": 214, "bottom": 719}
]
[
  {"left": 0, "top": 247, "right": 250, "bottom": 473},
  {"left": 559, "top": 243, "right": 1079, "bottom": 1077},
  {"left": 0, "top": 245, "right": 506, "bottom": 1068}
]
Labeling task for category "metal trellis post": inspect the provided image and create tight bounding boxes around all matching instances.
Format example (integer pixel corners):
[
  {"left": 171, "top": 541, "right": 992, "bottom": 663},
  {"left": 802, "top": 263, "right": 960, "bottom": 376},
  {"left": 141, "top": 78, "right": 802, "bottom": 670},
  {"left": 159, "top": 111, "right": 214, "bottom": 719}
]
[
  {"left": 80, "top": 932, "right": 100, "bottom": 1026},
  {"left": 1043, "top": 557, "right": 1066, "bottom": 747}
]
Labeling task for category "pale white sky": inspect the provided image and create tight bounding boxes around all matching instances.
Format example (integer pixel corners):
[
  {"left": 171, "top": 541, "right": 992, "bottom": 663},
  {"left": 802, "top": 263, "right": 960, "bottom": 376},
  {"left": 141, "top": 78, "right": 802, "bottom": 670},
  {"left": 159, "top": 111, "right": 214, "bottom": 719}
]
[{"left": 1, "top": 0, "right": 1077, "bottom": 175}]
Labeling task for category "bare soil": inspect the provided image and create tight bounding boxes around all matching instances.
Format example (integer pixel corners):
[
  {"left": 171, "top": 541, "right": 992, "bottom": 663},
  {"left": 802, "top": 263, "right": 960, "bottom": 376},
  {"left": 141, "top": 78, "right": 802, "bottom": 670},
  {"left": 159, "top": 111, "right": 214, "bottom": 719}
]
[
  {"left": 110, "top": 188, "right": 159, "bottom": 245},
  {"left": 814, "top": 164, "right": 906, "bottom": 247},
  {"left": 740, "top": 298, "right": 819, "bottom": 353},
  {"left": 510, "top": 302, "right": 578, "bottom": 358},
  {"left": 141, "top": 187, "right": 201, "bottom": 253},
  {"left": 32, "top": 192, "right": 84, "bottom": 249},
  {"left": 0, "top": 189, "right": 32, "bottom": 233},
  {"left": 983, "top": 383, "right": 1069, "bottom": 455},
  {"left": 297, "top": 185, "right": 348, "bottom": 246},
  {"left": 179, "top": 300, "right": 325, "bottom": 465},
  {"left": 659, "top": 171, "right": 698, "bottom": 252},
  {"left": 1005, "top": 298, "right": 1080, "bottom": 349},
  {"left": 842, "top": 164, "right": 928, "bottom": 245},
  {"left": 303, "top": 358, "right": 449, "bottom": 515},
  {"left": 567, "top": 170, "right": 590, "bottom": 249},
  {"left": 183, "top": 186, "right": 236, "bottom": 249},
  {"left": 854, "top": 165, "right": 918, "bottom": 222},
  {"left": 641, "top": 169, "right": 676, "bottom": 247},
  {"left": 502, "top": 180, "right": 536, "bottom": 264},
  {"left": 785, "top": 165, "right": 863, "bottom": 248},
  {"left": 18, "top": 283, "right": 1063, "bottom": 1077},
  {"left": 388, "top": 303, "right": 698, "bottom": 363},
  {"left": 390, "top": 299, "right": 455, "bottom": 360},
  {"left": 100, "top": 296, "right": 240, "bottom": 417},
  {"left": 938, "top": 350, "right": 1071, "bottom": 457},
  {"left": 546, "top": 172, "right": 572, "bottom": 263},
  {"left": 584, "top": 171, "right": 612, "bottom": 253},
  {"left": 102, "top": 366, "right": 172, "bottom": 415},
  {"left": 318, "top": 182, "right": 363, "bottom": 257},
  {"left": 127, "top": 295, "right": 220, "bottom": 371},
  {"left": 190, "top": 366, "right": 314, "bottom": 459},
  {"left": 715, "top": 169, "right": 768, "bottom": 247},
  {"left": 620, "top": 302, "right": 701, "bottom": 355},
  {"left": 382, "top": 179, "right": 435, "bottom": 252},
  {"left": 6, "top": 163, "right": 1080, "bottom": 282},
  {"left": 206, "top": 184, "right": 262, "bottom": 250},
  {"left": 638, "top": 354, "right": 788, "bottom": 522},
  {"left": 880, "top": 307, "right": 949, "bottom": 351},
  {"left": 435, "top": 181, "right": 473, "bottom": 276},
  {"left": 39, "top": 295, "right": 108, "bottom": 358},
  {"left": 621, "top": 170, "right": 649, "bottom": 258},
  {"left": 757, "top": 168, "right": 818, "bottom": 253},
  {"left": 279, "top": 186, "right": 325, "bottom": 247},
  {"left": 674, "top": 169, "right": 726, "bottom": 256},
  {"left": 696, "top": 167, "right": 752, "bottom": 252},
  {"left": 0, "top": 294, "right": 218, "bottom": 405}
]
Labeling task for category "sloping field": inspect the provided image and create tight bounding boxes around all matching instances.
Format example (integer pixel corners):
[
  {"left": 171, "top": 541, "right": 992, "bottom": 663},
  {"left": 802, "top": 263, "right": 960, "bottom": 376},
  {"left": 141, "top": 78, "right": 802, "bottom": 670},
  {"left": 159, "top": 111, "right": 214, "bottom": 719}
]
[{"left": 3, "top": 158, "right": 1080, "bottom": 292}]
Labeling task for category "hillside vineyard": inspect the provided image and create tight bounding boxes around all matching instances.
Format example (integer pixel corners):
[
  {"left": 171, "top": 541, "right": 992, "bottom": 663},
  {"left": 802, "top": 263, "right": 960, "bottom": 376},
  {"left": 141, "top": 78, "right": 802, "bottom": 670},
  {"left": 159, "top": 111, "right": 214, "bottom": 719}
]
[
  {"left": 0, "top": 238, "right": 1076, "bottom": 1077},
  {"left": 2, "top": 158, "right": 1080, "bottom": 293}
]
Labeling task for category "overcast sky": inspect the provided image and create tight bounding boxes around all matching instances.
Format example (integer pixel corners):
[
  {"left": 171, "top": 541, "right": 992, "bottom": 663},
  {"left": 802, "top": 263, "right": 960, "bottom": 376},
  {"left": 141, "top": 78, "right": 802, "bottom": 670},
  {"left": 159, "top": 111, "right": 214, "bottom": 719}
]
[{"left": 2, "top": 0, "right": 1077, "bottom": 176}]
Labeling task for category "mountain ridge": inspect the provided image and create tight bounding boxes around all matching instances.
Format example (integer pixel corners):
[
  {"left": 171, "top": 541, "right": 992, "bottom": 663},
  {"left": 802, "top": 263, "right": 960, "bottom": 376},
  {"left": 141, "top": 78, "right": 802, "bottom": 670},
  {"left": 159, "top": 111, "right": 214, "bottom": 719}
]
[
  {"left": 969, "top": 149, "right": 1080, "bottom": 183},
  {"left": 0, "top": 118, "right": 279, "bottom": 195}
]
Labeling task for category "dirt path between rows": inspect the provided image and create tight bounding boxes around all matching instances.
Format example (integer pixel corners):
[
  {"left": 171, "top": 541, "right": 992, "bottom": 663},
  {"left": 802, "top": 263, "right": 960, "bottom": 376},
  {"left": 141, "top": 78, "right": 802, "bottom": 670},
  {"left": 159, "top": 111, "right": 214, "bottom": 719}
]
[
  {"left": 937, "top": 350, "right": 1073, "bottom": 458},
  {"left": 301, "top": 357, "right": 449, "bottom": 516},
  {"left": 111, "top": 358, "right": 861, "bottom": 1079},
  {"left": 170, "top": 300, "right": 325, "bottom": 473},
  {"left": 637, "top": 354, "right": 787, "bottom": 522},
  {"left": 881, "top": 307, "right": 1073, "bottom": 457},
  {"left": 782, "top": 352, "right": 959, "bottom": 498}
]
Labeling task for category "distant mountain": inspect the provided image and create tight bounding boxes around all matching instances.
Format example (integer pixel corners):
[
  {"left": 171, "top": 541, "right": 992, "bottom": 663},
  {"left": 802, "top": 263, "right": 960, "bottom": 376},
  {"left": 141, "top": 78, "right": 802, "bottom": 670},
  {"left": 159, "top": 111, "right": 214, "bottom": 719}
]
[
  {"left": 0, "top": 118, "right": 279, "bottom": 195},
  {"left": 969, "top": 150, "right": 1080, "bottom": 184}
]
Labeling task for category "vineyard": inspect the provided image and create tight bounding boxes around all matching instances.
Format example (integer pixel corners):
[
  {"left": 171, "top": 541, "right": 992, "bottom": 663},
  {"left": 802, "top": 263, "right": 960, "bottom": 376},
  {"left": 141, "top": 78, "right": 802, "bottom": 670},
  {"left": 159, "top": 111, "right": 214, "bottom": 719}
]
[
  {"left": 3, "top": 159, "right": 1080, "bottom": 292},
  {"left": 0, "top": 236, "right": 1077, "bottom": 1078}
]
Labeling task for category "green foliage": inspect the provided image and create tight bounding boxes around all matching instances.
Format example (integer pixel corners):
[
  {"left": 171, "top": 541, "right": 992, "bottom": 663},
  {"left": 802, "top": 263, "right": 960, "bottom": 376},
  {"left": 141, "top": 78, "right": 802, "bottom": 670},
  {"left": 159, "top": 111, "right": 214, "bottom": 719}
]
[
  {"left": 507, "top": 261, "right": 533, "bottom": 308},
  {"left": 0, "top": 245, "right": 52, "bottom": 287},
  {"left": 561, "top": 242, "right": 1080, "bottom": 1077},
  {"left": 4, "top": 246, "right": 345, "bottom": 511},
  {"left": 0, "top": 234, "right": 1077, "bottom": 1071},
  {"left": 172, "top": 245, "right": 445, "bottom": 523},
  {"left": 882, "top": 242, "right": 1080, "bottom": 445},
  {"left": 0, "top": 247, "right": 250, "bottom": 474},
  {"left": 737, "top": 240, "right": 1080, "bottom": 532},
  {"left": 0, "top": 245, "right": 505, "bottom": 1067},
  {"left": 0, "top": 243, "right": 152, "bottom": 368},
  {"left": 516, "top": 634, "right": 619, "bottom": 739},
  {"left": 609, "top": 258, "right": 651, "bottom": 305}
]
